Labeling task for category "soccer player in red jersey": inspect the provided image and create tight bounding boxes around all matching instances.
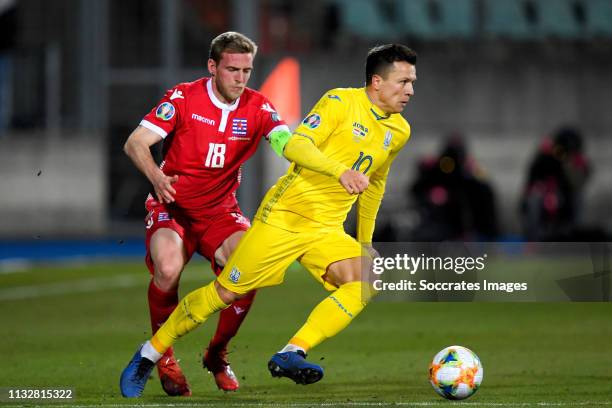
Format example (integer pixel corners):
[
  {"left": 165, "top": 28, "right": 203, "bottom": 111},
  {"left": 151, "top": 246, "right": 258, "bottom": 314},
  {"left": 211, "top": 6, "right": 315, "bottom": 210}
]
[{"left": 123, "top": 31, "right": 291, "bottom": 396}]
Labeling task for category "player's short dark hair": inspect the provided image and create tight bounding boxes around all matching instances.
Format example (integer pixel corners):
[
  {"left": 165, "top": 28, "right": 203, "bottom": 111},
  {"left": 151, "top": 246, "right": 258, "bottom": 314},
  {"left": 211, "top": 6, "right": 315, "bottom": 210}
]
[
  {"left": 209, "top": 31, "right": 258, "bottom": 63},
  {"left": 365, "top": 44, "right": 417, "bottom": 85}
]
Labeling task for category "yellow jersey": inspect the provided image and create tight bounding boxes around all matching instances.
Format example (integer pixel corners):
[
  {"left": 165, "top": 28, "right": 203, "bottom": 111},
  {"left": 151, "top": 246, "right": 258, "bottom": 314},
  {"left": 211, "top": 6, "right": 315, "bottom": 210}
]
[{"left": 255, "top": 87, "right": 411, "bottom": 239}]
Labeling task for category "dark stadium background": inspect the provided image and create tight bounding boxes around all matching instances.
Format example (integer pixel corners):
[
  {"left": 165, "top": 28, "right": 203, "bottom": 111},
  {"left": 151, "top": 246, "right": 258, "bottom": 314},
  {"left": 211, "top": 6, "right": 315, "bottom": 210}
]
[
  {"left": 1, "top": 0, "right": 611, "bottom": 244},
  {"left": 0, "top": 1, "right": 610, "bottom": 405}
]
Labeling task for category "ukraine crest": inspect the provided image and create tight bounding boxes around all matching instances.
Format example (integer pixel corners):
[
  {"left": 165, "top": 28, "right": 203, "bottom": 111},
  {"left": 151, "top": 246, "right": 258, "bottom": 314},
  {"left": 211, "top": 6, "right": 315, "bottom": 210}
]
[
  {"left": 229, "top": 267, "right": 241, "bottom": 283},
  {"left": 383, "top": 131, "right": 393, "bottom": 150}
]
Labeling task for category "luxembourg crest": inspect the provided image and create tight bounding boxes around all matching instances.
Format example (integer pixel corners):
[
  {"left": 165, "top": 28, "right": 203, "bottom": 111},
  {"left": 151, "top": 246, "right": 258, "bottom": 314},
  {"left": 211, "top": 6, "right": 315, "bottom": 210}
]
[{"left": 232, "top": 118, "right": 248, "bottom": 136}]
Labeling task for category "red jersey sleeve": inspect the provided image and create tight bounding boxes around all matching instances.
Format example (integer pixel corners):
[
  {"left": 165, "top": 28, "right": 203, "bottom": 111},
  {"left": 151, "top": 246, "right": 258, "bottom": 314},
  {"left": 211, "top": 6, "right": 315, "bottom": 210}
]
[
  {"left": 140, "top": 86, "right": 187, "bottom": 138},
  {"left": 258, "top": 97, "right": 290, "bottom": 142}
]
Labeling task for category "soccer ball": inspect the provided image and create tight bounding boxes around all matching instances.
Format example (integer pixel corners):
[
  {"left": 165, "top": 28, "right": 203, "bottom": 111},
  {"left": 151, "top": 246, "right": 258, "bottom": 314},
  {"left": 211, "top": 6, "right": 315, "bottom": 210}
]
[{"left": 428, "top": 345, "right": 483, "bottom": 400}]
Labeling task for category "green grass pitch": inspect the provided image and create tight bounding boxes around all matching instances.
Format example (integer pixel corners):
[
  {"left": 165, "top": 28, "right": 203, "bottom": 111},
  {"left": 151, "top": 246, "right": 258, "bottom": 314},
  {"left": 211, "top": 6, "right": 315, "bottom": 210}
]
[{"left": 0, "top": 260, "right": 611, "bottom": 407}]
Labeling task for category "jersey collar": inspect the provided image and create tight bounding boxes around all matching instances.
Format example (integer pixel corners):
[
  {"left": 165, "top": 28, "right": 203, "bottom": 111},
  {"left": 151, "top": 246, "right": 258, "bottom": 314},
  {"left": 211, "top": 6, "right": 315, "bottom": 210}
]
[
  {"left": 361, "top": 88, "right": 391, "bottom": 121},
  {"left": 207, "top": 78, "right": 240, "bottom": 111}
]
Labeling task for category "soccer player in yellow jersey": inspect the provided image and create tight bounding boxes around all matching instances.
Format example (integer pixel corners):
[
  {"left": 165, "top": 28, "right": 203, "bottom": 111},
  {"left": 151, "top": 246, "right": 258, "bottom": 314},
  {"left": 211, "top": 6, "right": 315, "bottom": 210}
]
[{"left": 120, "top": 44, "right": 417, "bottom": 397}]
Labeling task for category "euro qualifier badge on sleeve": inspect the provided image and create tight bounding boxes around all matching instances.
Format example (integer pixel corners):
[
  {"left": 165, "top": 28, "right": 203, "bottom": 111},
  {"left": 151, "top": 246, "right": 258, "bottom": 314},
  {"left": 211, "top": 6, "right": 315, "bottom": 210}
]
[
  {"left": 302, "top": 113, "right": 321, "bottom": 129},
  {"left": 156, "top": 102, "right": 176, "bottom": 121}
]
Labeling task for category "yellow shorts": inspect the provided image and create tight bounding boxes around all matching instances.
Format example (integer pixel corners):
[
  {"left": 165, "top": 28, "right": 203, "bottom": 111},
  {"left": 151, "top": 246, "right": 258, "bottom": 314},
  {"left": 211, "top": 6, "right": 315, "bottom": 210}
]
[{"left": 218, "top": 220, "right": 365, "bottom": 293}]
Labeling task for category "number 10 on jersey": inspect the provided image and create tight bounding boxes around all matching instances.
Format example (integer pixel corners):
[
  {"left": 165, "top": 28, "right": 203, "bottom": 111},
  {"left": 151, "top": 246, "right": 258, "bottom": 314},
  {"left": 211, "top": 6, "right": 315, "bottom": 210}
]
[{"left": 205, "top": 143, "right": 226, "bottom": 168}]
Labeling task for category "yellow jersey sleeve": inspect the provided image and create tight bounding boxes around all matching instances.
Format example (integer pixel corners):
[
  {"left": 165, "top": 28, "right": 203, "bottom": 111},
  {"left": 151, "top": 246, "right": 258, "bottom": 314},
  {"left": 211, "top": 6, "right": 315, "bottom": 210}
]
[
  {"left": 293, "top": 91, "right": 346, "bottom": 146},
  {"left": 283, "top": 134, "right": 348, "bottom": 180}
]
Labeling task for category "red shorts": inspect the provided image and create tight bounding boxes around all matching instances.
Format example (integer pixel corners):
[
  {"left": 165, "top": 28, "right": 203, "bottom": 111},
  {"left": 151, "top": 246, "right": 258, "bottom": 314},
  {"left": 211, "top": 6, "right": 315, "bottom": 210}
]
[{"left": 143, "top": 195, "right": 251, "bottom": 275}]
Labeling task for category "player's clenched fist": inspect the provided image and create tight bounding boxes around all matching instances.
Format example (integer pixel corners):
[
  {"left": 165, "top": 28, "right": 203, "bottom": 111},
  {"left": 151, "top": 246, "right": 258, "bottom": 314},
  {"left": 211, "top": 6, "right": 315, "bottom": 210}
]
[{"left": 339, "top": 169, "right": 369, "bottom": 194}]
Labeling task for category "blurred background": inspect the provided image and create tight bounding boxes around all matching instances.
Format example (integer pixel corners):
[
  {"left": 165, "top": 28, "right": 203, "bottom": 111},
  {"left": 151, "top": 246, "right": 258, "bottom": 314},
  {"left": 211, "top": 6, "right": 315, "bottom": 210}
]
[{"left": 1, "top": 0, "right": 611, "bottom": 260}]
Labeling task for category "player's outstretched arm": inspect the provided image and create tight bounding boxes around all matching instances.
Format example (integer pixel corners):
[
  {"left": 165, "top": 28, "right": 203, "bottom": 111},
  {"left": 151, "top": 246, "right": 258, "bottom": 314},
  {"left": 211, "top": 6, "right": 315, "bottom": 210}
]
[{"left": 124, "top": 126, "right": 178, "bottom": 204}]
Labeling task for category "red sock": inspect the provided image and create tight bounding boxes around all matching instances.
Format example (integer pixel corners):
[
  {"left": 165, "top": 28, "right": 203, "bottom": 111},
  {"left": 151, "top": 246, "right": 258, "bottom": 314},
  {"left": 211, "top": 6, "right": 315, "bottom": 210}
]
[
  {"left": 208, "top": 289, "right": 257, "bottom": 352},
  {"left": 148, "top": 279, "right": 179, "bottom": 336}
]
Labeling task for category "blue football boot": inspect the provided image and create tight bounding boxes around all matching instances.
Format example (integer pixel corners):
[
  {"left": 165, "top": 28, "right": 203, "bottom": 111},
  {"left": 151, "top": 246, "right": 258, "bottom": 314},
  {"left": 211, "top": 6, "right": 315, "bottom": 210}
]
[
  {"left": 268, "top": 350, "right": 324, "bottom": 385},
  {"left": 120, "top": 345, "right": 155, "bottom": 397}
]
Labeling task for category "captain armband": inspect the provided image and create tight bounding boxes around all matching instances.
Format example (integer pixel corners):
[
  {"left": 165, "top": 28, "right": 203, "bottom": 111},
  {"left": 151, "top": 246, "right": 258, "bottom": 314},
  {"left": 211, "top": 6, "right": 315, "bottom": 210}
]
[{"left": 268, "top": 128, "right": 293, "bottom": 157}]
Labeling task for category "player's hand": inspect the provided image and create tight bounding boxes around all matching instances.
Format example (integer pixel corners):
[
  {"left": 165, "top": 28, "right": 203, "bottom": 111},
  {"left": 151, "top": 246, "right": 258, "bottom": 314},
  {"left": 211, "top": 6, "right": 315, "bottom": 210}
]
[
  {"left": 339, "top": 170, "right": 369, "bottom": 194},
  {"left": 153, "top": 173, "right": 179, "bottom": 204}
]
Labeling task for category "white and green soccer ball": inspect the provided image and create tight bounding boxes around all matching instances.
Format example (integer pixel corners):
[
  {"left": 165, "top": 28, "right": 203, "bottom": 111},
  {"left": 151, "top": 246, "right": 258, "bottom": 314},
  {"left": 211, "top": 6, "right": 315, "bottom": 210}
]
[{"left": 428, "top": 345, "right": 483, "bottom": 400}]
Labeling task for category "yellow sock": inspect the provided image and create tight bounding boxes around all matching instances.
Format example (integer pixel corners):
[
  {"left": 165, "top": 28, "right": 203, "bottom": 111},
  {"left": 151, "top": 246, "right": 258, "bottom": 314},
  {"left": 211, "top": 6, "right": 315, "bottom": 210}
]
[
  {"left": 151, "top": 281, "right": 229, "bottom": 354},
  {"left": 290, "top": 281, "right": 374, "bottom": 351}
]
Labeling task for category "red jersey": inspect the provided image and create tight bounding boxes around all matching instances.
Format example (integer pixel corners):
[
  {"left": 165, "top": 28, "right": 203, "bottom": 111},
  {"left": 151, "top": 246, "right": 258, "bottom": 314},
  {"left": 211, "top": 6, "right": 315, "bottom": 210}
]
[{"left": 140, "top": 77, "right": 288, "bottom": 219}]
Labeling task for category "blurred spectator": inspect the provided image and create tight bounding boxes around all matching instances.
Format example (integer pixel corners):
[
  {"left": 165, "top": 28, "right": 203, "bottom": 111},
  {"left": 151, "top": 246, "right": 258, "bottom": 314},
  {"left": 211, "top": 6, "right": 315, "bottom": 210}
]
[
  {"left": 520, "top": 126, "right": 595, "bottom": 240},
  {"left": 408, "top": 133, "right": 498, "bottom": 241},
  {"left": 0, "top": 0, "right": 17, "bottom": 133}
]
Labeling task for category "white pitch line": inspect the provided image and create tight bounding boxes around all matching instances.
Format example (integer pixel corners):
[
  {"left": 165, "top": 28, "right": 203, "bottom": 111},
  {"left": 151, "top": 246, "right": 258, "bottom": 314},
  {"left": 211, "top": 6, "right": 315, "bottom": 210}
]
[
  {"left": 0, "top": 274, "right": 144, "bottom": 301},
  {"left": 0, "top": 272, "right": 204, "bottom": 301},
  {"left": 0, "top": 258, "right": 34, "bottom": 274},
  {"left": 0, "top": 256, "right": 121, "bottom": 274}
]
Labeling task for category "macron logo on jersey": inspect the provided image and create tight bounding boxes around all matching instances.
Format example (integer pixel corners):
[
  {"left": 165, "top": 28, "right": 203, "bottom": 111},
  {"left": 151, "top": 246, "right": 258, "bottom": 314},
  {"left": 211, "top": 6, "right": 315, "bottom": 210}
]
[{"left": 192, "top": 113, "right": 216, "bottom": 126}]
